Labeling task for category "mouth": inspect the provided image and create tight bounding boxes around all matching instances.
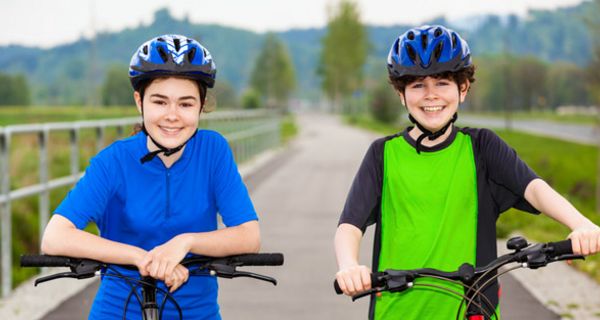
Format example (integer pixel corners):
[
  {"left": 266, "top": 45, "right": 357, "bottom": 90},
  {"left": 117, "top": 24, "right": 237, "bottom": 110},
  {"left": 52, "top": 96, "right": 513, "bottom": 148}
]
[
  {"left": 158, "top": 125, "right": 183, "bottom": 136},
  {"left": 420, "top": 105, "right": 445, "bottom": 113}
]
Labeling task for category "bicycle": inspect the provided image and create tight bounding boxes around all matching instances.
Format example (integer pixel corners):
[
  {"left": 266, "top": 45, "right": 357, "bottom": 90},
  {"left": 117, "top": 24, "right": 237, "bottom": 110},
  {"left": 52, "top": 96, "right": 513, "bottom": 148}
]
[
  {"left": 21, "top": 252, "right": 284, "bottom": 320},
  {"left": 334, "top": 237, "right": 583, "bottom": 320}
]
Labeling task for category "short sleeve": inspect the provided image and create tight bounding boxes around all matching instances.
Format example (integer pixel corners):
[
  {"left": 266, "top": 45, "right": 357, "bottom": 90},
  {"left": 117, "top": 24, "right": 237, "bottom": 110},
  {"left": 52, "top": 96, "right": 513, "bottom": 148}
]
[
  {"left": 211, "top": 135, "right": 258, "bottom": 227},
  {"left": 478, "top": 129, "right": 540, "bottom": 213},
  {"left": 54, "top": 152, "right": 114, "bottom": 229},
  {"left": 338, "top": 137, "right": 387, "bottom": 232}
]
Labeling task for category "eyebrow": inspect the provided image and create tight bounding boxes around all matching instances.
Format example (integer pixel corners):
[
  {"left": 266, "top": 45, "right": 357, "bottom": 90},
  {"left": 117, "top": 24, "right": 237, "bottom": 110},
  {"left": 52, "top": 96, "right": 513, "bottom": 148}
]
[{"left": 149, "top": 94, "right": 198, "bottom": 101}]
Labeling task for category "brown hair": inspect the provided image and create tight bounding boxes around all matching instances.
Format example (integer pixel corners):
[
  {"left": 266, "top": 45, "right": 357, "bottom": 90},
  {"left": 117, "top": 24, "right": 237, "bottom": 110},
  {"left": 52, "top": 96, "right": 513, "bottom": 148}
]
[{"left": 389, "top": 65, "right": 476, "bottom": 94}]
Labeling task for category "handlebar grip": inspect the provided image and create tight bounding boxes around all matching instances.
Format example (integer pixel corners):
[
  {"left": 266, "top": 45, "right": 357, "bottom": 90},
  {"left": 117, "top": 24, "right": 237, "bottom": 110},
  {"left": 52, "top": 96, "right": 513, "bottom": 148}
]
[
  {"left": 230, "top": 253, "right": 284, "bottom": 266},
  {"left": 548, "top": 239, "right": 573, "bottom": 255},
  {"left": 334, "top": 273, "right": 381, "bottom": 295},
  {"left": 20, "top": 255, "right": 73, "bottom": 267}
]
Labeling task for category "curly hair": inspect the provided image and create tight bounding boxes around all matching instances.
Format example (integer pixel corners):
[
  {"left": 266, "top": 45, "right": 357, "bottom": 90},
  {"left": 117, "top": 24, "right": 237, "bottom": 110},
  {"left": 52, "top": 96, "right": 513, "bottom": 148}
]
[{"left": 389, "top": 65, "right": 476, "bottom": 94}]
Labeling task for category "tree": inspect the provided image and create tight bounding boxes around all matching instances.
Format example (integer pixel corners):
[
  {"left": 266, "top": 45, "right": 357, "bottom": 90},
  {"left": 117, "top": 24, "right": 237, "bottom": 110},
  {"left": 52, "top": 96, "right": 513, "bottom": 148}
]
[
  {"left": 213, "top": 80, "right": 238, "bottom": 109},
  {"left": 0, "top": 72, "right": 31, "bottom": 106},
  {"left": 241, "top": 89, "right": 261, "bottom": 109},
  {"left": 249, "top": 33, "right": 296, "bottom": 111},
  {"left": 101, "top": 65, "right": 133, "bottom": 106},
  {"left": 317, "top": 0, "right": 368, "bottom": 113}
]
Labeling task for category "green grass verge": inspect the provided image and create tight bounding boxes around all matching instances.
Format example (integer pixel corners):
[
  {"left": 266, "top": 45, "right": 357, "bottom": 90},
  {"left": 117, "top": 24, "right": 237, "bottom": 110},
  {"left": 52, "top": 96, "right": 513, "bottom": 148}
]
[
  {"left": 348, "top": 114, "right": 600, "bottom": 283},
  {"left": 0, "top": 106, "right": 138, "bottom": 126},
  {"left": 463, "top": 110, "right": 600, "bottom": 125},
  {"left": 281, "top": 114, "right": 298, "bottom": 144}
]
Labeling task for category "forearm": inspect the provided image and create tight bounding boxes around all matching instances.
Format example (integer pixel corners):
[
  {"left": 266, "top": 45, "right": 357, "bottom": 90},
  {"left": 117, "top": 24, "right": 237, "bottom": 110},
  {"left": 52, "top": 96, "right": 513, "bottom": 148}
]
[
  {"left": 177, "top": 220, "right": 261, "bottom": 257},
  {"left": 524, "top": 179, "right": 595, "bottom": 230},
  {"left": 334, "top": 223, "right": 363, "bottom": 269},
  {"left": 41, "top": 214, "right": 145, "bottom": 265}
]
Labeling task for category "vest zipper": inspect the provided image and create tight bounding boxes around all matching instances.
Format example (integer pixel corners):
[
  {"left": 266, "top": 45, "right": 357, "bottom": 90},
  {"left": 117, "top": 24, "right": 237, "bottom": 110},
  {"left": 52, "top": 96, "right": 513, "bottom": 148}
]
[{"left": 166, "top": 168, "right": 171, "bottom": 218}]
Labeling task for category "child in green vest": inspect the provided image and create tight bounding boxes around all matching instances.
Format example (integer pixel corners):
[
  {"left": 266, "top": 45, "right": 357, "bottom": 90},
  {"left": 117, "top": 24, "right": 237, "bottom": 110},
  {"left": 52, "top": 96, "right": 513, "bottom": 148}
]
[{"left": 334, "top": 25, "right": 600, "bottom": 319}]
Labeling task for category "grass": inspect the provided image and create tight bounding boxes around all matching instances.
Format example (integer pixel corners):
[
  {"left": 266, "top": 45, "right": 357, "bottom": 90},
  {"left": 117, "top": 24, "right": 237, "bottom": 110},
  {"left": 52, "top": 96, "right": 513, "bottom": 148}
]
[
  {"left": 281, "top": 114, "right": 299, "bottom": 144},
  {"left": 463, "top": 110, "right": 600, "bottom": 126},
  {"left": 0, "top": 106, "right": 139, "bottom": 126},
  {"left": 348, "top": 113, "right": 600, "bottom": 283}
]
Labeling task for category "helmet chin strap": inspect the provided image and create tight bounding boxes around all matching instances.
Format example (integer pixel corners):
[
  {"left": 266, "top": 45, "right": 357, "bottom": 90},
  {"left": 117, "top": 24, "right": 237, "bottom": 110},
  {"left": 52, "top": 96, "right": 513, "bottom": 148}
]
[
  {"left": 140, "top": 126, "right": 197, "bottom": 164},
  {"left": 409, "top": 113, "right": 457, "bottom": 154},
  {"left": 403, "top": 93, "right": 459, "bottom": 154}
]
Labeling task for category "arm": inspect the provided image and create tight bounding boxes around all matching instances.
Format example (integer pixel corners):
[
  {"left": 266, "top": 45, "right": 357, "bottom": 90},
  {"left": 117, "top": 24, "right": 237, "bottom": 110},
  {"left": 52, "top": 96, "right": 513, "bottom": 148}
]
[
  {"left": 334, "top": 223, "right": 371, "bottom": 296},
  {"left": 140, "top": 220, "right": 260, "bottom": 291},
  {"left": 524, "top": 178, "right": 600, "bottom": 255},
  {"left": 41, "top": 214, "right": 147, "bottom": 268}
]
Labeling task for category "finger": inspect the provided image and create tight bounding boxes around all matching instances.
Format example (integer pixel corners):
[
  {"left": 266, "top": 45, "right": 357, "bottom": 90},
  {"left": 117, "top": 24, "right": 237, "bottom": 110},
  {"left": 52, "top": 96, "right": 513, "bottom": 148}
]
[
  {"left": 157, "top": 261, "right": 169, "bottom": 280},
  {"left": 580, "top": 235, "right": 590, "bottom": 255},
  {"left": 588, "top": 234, "right": 598, "bottom": 255},
  {"left": 351, "top": 270, "right": 365, "bottom": 293},
  {"left": 360, "top": 268, "right": 371, "bottom": 291},
  {"left": 571, "top": 236, "right": 582, "bottom": 255}
]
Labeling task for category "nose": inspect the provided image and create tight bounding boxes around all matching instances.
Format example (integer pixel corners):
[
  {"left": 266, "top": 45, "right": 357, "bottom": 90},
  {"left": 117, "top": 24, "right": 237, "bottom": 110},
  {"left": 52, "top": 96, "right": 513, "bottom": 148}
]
[
  {"left": 423, "top": 84, "right": 439, "bottom": 100},
  {"left": 164, "top": 103, "right": 179, "bottom": 121}
]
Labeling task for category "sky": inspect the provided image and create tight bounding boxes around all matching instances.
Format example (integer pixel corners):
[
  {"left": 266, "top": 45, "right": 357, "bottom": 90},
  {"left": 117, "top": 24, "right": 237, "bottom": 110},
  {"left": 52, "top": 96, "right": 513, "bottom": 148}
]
[{"left": 0, "top": 0, "right": 587, "bottom": 48}]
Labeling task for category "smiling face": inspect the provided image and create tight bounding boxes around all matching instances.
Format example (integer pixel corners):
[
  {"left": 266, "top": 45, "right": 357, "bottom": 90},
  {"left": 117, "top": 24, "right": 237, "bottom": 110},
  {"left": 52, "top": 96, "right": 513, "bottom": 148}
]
[
  {"left": 134, "top": 77, "right": 203, "bottom": 151},
  {"left": 400, "top": 76, "right": 469, "bottom": 133}
]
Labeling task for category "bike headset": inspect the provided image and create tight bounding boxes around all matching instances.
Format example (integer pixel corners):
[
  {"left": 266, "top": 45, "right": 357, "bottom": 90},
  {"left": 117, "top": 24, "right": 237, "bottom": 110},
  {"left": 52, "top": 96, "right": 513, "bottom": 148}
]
[
  {"left": 387, "top": 25, "right": 472, "bottom": 154},
  {"left": 129, "top": 34, "right": 217, "bottom": 163}
]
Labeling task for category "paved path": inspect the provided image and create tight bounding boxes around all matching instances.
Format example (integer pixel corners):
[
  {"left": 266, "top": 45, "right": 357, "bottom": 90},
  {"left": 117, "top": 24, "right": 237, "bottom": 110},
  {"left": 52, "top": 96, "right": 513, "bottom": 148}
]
[
  {"left": 458, "top": 115, "right": 599, "bottom": 145},
  {"left": 5, "top": 113, "right": 586, "bottom": 319}
]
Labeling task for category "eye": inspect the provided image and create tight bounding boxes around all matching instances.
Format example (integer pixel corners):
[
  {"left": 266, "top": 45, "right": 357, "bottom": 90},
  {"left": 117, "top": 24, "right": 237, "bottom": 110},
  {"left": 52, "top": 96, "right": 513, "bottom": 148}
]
[
  {"left": 180, "top": 102, "right": 194, "bottom": 108},
  {"left": 410, "top": 82, "right": 424, "bottom": 89},
  {"left": 150, "top": 99, "right": 167, "bottom": 106}
]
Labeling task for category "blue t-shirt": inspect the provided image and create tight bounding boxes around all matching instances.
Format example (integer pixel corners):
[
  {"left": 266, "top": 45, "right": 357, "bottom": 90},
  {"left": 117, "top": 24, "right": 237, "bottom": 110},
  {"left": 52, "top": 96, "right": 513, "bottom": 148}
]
[{"left": 55, "top": 130, "right": 258, "bottom": 320}]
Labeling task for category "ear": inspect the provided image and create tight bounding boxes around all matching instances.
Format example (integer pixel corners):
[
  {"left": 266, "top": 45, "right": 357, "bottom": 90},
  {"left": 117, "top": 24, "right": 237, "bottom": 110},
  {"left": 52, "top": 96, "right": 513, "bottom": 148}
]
[
  {"left": 134, "top": 91, "right": 143, "bottom": 114},
  {"left": 395, "top": 90, "right": 405, "bottom": 106},
  {"left": 459, "top": 81, "right": 470, "bottom": 103}
]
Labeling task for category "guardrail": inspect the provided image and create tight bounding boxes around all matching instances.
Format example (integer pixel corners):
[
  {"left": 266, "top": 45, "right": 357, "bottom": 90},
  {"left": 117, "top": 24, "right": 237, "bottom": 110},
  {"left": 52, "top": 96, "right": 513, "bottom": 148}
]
[{"left": 0, "top": 110, "right": 281, "bottom": 297}]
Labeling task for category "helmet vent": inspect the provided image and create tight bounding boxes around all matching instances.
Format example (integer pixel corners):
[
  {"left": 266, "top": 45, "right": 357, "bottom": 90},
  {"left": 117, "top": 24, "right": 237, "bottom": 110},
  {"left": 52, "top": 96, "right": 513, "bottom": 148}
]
[
  {"left": 421, "top": 33, "right": 428, "bottom": 50},
  {"left": 405, "top": 44, "right": 417, "bottom": 64},
  {"left": 143, "top": 45, "right": 148, "bottom": 55},
  {"left": 174, "top": 38, "right": 181, "bottom": 51},
  {"left": 157, "top": 37, "right": 165, "bottom": 42},
  {"left": 157, "top": 46, "right": 169, "bottom": 63},
  {"left": 434, "top": 28, "right": 442, "bottom": 37},
  {"left": 433, "top": 42, "right": 443, "bottom": 61},
  {"left": 407, "top": 32, "right": 415, "bottom": 40},
  {"left": 188, "top": 47, "right": 197, "bottom": 62},
  {"left": 452, "top": 33, "right": 458, "bottom": 48}
]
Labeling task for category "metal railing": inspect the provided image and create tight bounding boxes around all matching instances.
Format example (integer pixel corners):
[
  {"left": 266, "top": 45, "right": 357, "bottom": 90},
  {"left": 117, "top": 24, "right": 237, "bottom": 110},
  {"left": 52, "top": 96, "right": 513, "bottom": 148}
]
[{"left": 0, "top": 110, "right": 281, "bottom": 297}]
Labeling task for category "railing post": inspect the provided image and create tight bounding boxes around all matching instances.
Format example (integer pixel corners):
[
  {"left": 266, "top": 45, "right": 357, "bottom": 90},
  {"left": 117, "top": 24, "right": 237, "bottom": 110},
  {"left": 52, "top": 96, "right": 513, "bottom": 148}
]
[
  {"left": 70, "top": 128, "right": 80, "bottom": 183},
  {"left": 38, "top": 128, "right": 50, "bottom": 247},
  {"left": 1, "top": 130, "right": 12, "bottom": 297},
  {"left": 96, "top": 126, "right": 105, "bottom": 152}
]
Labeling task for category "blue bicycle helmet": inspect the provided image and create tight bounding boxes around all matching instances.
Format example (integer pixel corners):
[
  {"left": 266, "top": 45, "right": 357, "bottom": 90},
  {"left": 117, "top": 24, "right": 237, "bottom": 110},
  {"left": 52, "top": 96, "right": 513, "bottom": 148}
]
[
  {"left": 129, "top": 34, "right": 216, "bottom": 90},
  {"left": 387, "top": 25, "right": 471, "bottom": 78}
]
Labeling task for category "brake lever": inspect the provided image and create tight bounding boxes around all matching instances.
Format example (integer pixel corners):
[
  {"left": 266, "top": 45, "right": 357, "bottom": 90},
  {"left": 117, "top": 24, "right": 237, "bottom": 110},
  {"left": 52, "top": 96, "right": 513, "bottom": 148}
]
[
  {"left": 553, "top": 254, "right": 585, "bottom": 262},
  {"left": 34, "top": 270, "right": 97, "bottom": 286},
  {"left": 209, "top": 263, "right": 278, "bottom": 285},
  {"left": 352, "top": 288, "right": 381, "bottom": 302}
]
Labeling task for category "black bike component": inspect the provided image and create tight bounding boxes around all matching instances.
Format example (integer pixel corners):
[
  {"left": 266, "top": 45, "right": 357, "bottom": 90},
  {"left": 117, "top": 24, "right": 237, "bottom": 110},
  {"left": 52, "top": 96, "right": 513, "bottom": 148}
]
[
  {"left": 506, "top": 236, "right": 528, "bottom": 251},
  {"left": 333, "top": 238, "right": 585, "bottom": 319}
]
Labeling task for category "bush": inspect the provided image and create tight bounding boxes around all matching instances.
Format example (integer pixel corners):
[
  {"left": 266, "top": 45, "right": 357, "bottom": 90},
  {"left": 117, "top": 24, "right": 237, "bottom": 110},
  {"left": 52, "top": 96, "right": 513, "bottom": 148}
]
[{"left": 369, "top": 80, "right": 401, "bottom": 124}]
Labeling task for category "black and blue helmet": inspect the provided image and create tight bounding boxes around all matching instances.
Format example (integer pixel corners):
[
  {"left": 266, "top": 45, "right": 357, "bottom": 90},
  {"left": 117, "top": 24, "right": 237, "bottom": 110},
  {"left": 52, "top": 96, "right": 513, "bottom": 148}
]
[
  {"left": 129, "top": 34, "right": 217, "bottom": 90},
  {"left": 387, "top": 25, "right": 472, "bottom": 79}
]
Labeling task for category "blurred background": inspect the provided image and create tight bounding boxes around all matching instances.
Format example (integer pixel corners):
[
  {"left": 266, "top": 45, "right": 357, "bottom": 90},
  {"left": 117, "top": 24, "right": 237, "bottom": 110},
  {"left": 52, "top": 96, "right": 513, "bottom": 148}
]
[{"left": 1, "top": 0, "right": 600, "bottom": 318}]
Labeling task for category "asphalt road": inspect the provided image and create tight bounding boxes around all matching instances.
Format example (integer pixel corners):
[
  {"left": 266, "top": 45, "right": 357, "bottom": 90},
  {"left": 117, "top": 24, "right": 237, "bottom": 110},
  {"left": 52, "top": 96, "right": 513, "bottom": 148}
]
[{"left": 41, "top": 114, "right": 559, "bottom": 319}]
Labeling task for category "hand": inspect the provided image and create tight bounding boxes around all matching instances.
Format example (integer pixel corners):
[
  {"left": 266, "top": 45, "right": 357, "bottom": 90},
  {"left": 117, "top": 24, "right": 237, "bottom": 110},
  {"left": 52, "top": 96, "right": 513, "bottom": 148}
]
[
  {"left": 335, "top": 265, "right": 372, "bottom": 296},
  {"left": 568, "top": 224, "right": 600, "bottom": 256},
  {"left": 139, "top": 234, "right": 191, "bottom": 281},
  {"left": 164, "top": 264, "right": 190, "bottom": 293}
]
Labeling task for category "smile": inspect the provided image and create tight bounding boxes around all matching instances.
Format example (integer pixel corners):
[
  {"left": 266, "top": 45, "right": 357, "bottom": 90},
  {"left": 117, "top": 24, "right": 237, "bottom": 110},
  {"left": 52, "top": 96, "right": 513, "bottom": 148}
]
[
  {"left": 421, "top": 106, "right": 445, "bottom": 112},
  {"left": 159, "top": 126, "right": 183, "bottom": 135}
]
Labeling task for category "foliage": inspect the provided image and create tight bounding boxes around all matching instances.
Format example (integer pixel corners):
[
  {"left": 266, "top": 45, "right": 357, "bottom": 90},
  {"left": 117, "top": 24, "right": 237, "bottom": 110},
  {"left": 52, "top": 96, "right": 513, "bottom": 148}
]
[
  {"left": 249, "top": 33, "right": 296, "bottom": 111},
  {"left": 369, "top": 78, "right": 401, "bottom": 124},
  {"left": 213, "top": 80, "right": 238, "bottom": 109},
  {"left": 318, "top": 0, "right": 368, "bottom": 111},
  {"left": 241, "top": 89, "right": 261, "bottom": 109},
  {"left": 0, "top": 72, "right": 30, "bottom": 106},
  {"left": 101, "top": 64, "right": 133, "bottom": 106}
]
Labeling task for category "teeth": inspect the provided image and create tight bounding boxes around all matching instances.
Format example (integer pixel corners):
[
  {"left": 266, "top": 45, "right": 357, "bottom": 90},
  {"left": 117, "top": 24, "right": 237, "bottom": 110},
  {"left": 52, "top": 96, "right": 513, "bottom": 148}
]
[
  {"left": 422, "top": 106, "right": 443, "bottom": 112},
  {"left": 161, "top": 127, "right": 180, "bottom": 132}
]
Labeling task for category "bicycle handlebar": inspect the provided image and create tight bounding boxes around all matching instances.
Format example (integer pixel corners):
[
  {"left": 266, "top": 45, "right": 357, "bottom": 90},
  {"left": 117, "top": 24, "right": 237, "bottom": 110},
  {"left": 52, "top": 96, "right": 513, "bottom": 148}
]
[{"left": 334, "top": 238, "right": 579, "bottom": 297}]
